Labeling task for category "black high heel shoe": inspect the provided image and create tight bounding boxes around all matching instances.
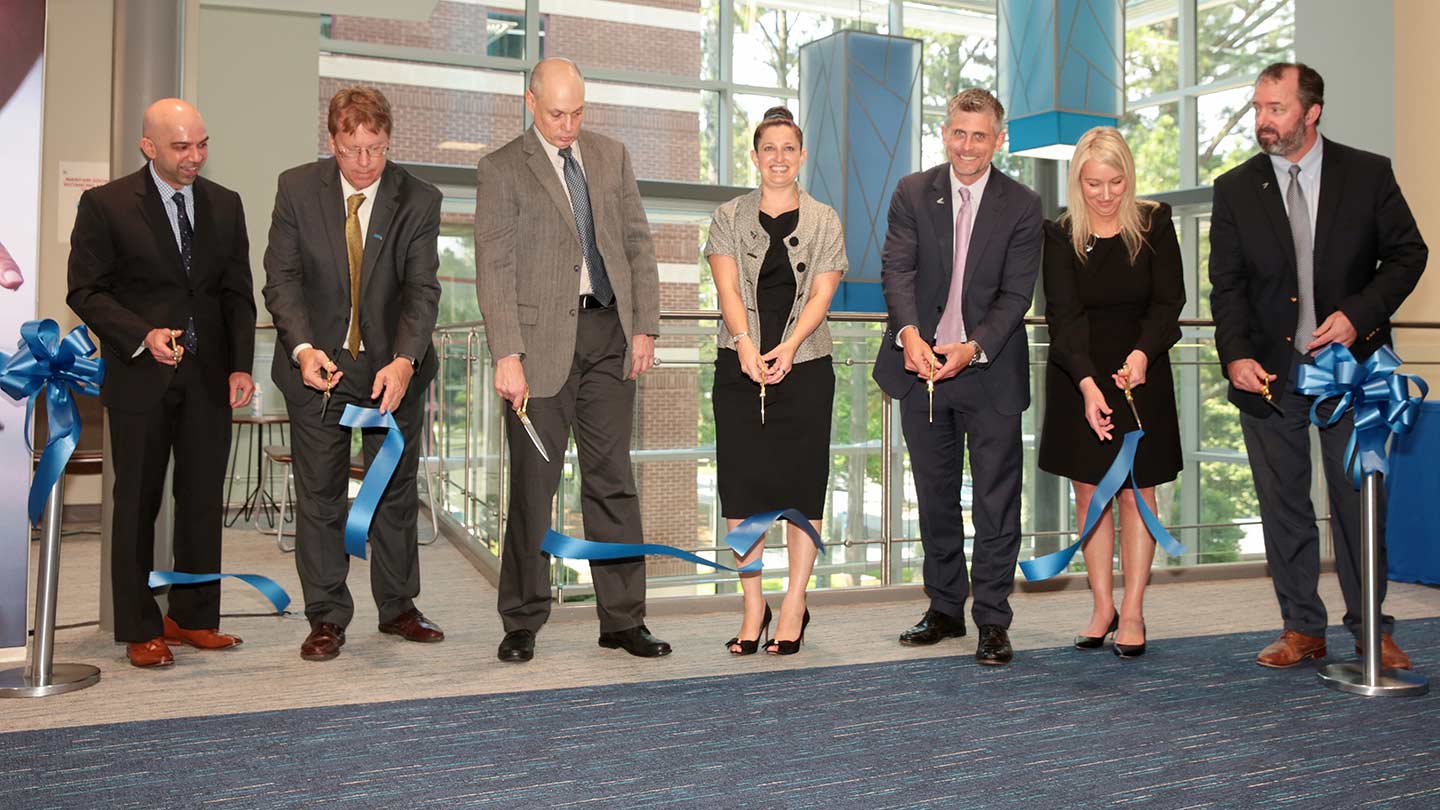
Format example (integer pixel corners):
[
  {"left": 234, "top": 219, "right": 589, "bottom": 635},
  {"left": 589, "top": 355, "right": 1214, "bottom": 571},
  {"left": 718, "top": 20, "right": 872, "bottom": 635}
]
[
  {"left": 1074, "top": 610, "right": 1120, "bottom": 650},
  {"left": 765, "top": 608, "right": 810, "bottom": 656},
  {"left": 724, "top": 603, "right": 772, "bottom": 655},
  {"left": 1114, "top": 621, "right": 1147, "bottom": 659}
]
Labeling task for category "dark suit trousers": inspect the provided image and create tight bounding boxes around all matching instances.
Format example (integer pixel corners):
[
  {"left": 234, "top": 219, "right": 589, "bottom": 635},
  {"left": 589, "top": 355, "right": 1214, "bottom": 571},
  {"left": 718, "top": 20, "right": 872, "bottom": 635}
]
[
  {"left": 286, "top": 350, "right": 424, "bottom": 628},
  {"left": 900, "top": 372, "right": 1023, "bottom": 627},
  {"left": 499, "top": 306, "right": 646, "bottom": 634},
  {"left": 108, "top": 359, "right": 231, "bottom": 642},
  {"left": 1240, "top": 351, "right": 1391, "bottom": 639}
]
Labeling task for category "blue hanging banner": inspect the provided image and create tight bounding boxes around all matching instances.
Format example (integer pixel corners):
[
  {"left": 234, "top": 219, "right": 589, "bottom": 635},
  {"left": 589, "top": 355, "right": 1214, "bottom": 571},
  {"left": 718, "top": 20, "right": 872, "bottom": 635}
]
[
  {"left": 1020, "top": 430, "right": 1185, "bottom": 581},
  {"left": 0, "top": 319, "right": 104, "bottom": 525},
  {"left": 339, "top": 403, "right": 404, "bottom": 559},
  {"left": 1295, "top": 344, "right": 1428, "bottom": 488},
  {"left": 148, "top": 570, "right": 291, "bottom": 614},
  {"left": 542, "top": 508, "right": 823, "bottom": 573}
]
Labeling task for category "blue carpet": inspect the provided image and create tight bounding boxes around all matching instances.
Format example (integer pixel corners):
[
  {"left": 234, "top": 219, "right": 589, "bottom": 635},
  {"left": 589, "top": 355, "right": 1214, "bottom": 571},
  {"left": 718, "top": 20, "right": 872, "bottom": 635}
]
[{"left": 3, "top": 621, "right": 1440, "bottom": 809}]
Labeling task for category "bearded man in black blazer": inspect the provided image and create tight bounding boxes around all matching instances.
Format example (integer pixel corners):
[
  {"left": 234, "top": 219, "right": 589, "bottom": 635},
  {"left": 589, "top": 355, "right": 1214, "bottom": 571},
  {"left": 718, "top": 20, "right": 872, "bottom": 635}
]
[
  {"left": 263, "top": 87, "right": 444, "bottom": 662},
  {"left": 874, "top": 89, "right": 1043, "bottom": 666},
  {"left": 1209, "top": 63, "right": 1427, "bottom": 671},
  {"left": 67, "top": 99, "right": 257, "bottom": 668}
]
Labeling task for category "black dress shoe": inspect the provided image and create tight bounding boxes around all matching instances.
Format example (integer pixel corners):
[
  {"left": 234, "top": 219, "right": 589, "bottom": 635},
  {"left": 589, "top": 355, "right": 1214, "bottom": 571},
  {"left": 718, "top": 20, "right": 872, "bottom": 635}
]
[
  {"left": 599, "top": 625, "right": 672, "bottom": 658},
  {"left": 1114, "top": 621, "right": 1147, "bottom": 659},
  {"left": 497, "top": 629, "right": 536, "bottom": 663},
  {"left": 975, "top": 624, "right": 1013, "bottom": 666},
  {"left": 899, "top": 609, "right": 967, "bottom": 646}
]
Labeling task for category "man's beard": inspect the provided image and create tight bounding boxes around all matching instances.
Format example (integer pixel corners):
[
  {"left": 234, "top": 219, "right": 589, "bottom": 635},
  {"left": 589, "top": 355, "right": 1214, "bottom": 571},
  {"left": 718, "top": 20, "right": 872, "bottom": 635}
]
[{"left": 1257, "top": 119, "right": 1308, "bottom": 157}]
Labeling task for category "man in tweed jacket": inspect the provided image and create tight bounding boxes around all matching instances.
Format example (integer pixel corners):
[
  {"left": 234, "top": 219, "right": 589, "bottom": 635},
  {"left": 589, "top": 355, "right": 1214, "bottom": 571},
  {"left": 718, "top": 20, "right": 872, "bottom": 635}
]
[{"left": 474, "top": 58, "right": 669, "bottom": 663}]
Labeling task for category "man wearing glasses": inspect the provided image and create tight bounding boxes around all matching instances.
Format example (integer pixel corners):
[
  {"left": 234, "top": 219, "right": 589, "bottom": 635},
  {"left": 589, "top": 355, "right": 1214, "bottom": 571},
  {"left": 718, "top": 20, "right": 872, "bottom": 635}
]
[{"left": 262, "top": 86, "right": 444, "bottom": 662}]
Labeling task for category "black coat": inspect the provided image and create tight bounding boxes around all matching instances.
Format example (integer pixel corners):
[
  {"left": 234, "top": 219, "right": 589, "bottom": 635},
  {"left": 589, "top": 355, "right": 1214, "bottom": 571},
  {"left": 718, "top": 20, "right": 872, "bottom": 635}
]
[
  {"left": 1208, "top": 139, "right": 1427, "bottom": 418},
  {"left": 66, "top": 167, "right": 256, "bottom": 412}
]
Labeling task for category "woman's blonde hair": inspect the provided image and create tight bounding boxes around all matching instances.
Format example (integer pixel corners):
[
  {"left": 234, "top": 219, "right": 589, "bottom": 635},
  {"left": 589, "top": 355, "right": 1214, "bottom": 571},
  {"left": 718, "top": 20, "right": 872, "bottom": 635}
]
[{"left": 1058, "top": 126, "right": 1159, "bottom": 264}]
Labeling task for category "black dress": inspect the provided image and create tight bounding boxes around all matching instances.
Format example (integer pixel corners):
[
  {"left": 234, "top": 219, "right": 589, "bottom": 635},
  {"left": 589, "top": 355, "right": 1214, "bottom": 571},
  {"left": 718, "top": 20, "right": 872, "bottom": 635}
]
[
  {"left": 1038, "top": 204, "right": 1185, "bottom": 487},
  {"left": 713, "top": 209, "right": 835, "bottom": 520}
]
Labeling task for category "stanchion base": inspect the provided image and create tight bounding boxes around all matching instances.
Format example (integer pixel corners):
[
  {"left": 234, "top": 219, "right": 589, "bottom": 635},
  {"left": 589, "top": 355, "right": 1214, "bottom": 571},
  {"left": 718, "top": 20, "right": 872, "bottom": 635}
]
[
  {"left": 0, "top": 663, "right": 101, "bottom": 698},
  {"left": 1318, "top": 662, "right": 1429, "bottom": 697}
]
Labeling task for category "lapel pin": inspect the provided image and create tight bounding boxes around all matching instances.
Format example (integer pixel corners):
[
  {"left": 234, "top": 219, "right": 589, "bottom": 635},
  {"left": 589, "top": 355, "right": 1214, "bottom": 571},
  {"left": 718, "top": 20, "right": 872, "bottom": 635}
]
[
  {"left": 372, "top": 233, "right": 383, "bottom": 240},
  {"left": 935, "top": 197, "right": 945, "bottom": 204},
  {"left": 1261, "top": 181, "right": 1269, "bottom": 190}
]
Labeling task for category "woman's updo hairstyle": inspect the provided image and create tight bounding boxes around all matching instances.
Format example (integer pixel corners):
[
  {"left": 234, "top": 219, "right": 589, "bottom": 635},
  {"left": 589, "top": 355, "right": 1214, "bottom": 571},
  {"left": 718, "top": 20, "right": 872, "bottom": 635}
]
[{"left": 752, "top": 106, "right": 803, "bottom": 151}]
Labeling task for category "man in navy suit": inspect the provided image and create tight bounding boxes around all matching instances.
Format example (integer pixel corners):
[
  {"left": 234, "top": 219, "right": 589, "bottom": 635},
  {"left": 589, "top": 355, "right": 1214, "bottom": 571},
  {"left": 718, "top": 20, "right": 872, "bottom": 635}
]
[
  {"left": 874, "top": 88, "right": 1043, "bottom": 666},
  {"left": 1210, "top": 63, "right": 1426, "bottom": 671}
]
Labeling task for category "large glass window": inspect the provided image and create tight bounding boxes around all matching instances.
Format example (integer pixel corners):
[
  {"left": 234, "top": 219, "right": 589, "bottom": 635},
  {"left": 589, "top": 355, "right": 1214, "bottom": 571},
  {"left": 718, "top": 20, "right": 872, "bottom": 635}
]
[{"left": 734, "top": 1, "right": 887, "bottom": 89}]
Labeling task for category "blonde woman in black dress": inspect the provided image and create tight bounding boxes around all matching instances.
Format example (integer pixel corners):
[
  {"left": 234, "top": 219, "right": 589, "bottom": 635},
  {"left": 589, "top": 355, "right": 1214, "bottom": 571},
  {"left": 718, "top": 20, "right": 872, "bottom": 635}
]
[
  {"left": 1038, "top": 127, "right": 1185, "bottom": 658},
  {"left": 705, "top": 108, "right": 847, "bottom": 656}
]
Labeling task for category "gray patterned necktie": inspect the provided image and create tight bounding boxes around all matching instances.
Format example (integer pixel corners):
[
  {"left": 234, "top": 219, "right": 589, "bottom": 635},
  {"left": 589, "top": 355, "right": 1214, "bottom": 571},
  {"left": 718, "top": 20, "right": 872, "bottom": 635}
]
[
  {"left": 1286, "top": 164, "right": 1316, "bottom": 347},
  {"left": 172, "top": 191, "right": 199, "bottom": 355},
  {"left": 558, "top": 146, "right": 613, "bottom": 306}
]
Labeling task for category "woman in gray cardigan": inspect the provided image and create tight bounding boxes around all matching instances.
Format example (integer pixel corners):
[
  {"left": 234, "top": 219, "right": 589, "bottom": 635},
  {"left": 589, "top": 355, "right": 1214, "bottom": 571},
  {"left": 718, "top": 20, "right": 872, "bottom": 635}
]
[{"left": 704, "top": 107, "right": 847, "bottom": 656}]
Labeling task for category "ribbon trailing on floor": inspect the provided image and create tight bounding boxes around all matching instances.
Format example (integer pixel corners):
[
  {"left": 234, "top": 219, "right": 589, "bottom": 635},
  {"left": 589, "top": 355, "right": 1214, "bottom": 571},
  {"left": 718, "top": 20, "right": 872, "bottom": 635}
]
[
  {"left": 0, "top": 319, "right": 104, "bottom": 524},
  {"left": 542, "top": 508, "right": 823, "bottom": 573},
  {"left": 1020, "top": 430, "right": 1186, "bottom": 581},
  {"left": 340, "top": 403, "right": 404, "bottom": 560},
  {"left": 148, "top": 570, "right": 291, "bottom": 613},
  {"left": 1295, "top": 344, "right": 1428, "bottom": 488}
]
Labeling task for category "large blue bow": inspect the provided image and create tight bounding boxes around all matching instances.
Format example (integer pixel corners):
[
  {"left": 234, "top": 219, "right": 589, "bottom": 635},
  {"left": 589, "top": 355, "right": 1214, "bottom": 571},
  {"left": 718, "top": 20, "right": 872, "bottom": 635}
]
[
  {"left": 1295, "top": 344, "right": 1428, "bottom": 488},
  {"left": 0, "top": 320, "right": 104, "bottom": 524}
]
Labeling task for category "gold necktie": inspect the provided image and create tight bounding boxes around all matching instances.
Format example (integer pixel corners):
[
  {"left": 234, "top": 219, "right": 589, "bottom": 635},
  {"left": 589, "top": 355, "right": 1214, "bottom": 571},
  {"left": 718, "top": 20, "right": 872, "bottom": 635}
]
[{"left": 345, "top": 192, "right": 366, "bottom": 359}]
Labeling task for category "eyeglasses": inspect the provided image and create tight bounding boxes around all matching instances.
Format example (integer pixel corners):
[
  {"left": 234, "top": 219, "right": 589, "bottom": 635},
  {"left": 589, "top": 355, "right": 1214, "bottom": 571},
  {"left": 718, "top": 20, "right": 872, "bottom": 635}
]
[{"left": 334, "top": 143, "right": 391, "bottom": 160}]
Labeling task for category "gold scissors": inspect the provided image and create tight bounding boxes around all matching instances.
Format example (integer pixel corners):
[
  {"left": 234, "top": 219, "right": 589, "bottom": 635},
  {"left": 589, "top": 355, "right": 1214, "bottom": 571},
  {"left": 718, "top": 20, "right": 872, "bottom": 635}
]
[
  {"left": 1259, "top": 379, "right": 1284, "bottom": 415},
  {"left": 927, "top": 361, "right": 935, "bottom": 424},
  {"left": 319, "top": 366, "right": 336, "bottom": 421},
  {"left": 759, "top": 380, "right": 766, "bottom": 426},
  {"left": 1120, "top": 362, "right": 1143, "bottom": 431},
  {"left": 168, "top": 331, "right": 181, "bottom": 367}
]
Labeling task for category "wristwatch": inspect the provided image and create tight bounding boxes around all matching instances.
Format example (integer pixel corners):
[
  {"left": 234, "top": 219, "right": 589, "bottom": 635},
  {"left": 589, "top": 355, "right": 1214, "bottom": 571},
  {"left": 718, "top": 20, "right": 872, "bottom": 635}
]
[
  {"left": 394, "top": 352, "right": 418, "bottom": 368},
  {"left": 966, "top": 339, "right": 982, "bottom": 367}
]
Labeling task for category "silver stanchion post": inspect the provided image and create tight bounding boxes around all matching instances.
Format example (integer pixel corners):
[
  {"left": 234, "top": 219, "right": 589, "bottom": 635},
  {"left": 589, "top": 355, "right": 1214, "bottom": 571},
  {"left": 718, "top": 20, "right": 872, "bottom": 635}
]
[
  {"left": 1317, "top": 471, "right": 1427, "bottom": 697},
  {"left": 0, "top": 476, "right": 102, "bottom": 697}
]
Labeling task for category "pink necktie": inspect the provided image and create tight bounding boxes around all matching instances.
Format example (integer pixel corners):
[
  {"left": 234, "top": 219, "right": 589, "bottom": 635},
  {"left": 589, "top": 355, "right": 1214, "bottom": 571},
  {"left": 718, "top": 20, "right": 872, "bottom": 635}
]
[{"left": 935, "top": 185, "right": 972, "bottom": 345}]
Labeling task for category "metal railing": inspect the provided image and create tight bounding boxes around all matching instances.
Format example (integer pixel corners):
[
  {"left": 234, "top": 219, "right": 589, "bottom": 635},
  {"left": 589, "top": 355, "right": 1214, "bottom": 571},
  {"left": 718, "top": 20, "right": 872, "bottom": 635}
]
[{"left": 423, "top": 313, "right": 1440, "bottom": 602}]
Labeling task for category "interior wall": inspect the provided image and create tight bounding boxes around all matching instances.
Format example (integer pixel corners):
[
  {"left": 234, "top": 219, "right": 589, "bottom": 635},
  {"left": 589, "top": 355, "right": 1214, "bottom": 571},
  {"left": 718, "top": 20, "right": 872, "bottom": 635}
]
[{"left": 1393, "top": 0, "right": 1440, "bottom": 364}]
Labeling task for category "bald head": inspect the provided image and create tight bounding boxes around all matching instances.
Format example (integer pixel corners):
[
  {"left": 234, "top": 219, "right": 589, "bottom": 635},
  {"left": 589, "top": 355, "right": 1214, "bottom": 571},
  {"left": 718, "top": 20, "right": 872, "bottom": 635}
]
[
  {"left": 526, "top": 59, "right": 585, "bottom": 149},
  {"left": 140, "top": 98, "right": 208, "bottom": 189}
]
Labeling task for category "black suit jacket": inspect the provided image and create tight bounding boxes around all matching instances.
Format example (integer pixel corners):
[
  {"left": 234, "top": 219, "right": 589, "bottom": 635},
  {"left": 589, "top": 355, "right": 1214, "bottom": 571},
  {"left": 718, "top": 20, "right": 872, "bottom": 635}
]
[
  {"left": 873, "top": 163, "right": 1044, "bottom": 414},
  {"left": 1209, "top": 139, "right": 1427, "bottom": 417},
  {"left": 66, "top": 167, "right": 256, "bottom": 412},
  {"left": 261, "top": 159, "right": 443, "bottom": 403}
]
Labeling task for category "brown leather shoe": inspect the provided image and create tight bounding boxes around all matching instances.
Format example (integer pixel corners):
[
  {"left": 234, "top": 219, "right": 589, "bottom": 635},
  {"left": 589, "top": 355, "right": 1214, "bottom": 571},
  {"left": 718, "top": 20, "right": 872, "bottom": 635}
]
[
  {"left": 1256, "top": 629, "right": 1327, "bottom": 668},
  {"left": 300, "top": 622, "right": 346, "bottom": 661},
  {"left": 163, "top": 615, "right": 243, "bottom": 649},
  {"left": 127, "top": 637, "right": 175, "bottom": 668},
  {"left": 378, "top": 608, "right": 445, "bottom": 643},
  {"left": 1356, "top": 634, "right": 1412, "bottom": 670}
]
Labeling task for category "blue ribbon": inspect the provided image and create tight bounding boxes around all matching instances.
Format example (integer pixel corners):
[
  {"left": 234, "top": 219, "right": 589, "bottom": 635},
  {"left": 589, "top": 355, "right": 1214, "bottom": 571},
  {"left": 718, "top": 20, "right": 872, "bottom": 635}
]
[
  {"left": 1295, "top": 344, "right": 1429, "bottom": 488},
  {"left": 1020, "top": 430, "right": 1186, "bottom": 581},
  {"left": 339, "top": 404, "right": 404, "bottom": 560},
  {"left": 148, "top": 570, "right": 291, "bottom": 613},
  {"left": 0, "top": 320, "right": 104, "bottom": 525},
  {"left": 542, "top": 508, "right": 823, "bottom": 573}
]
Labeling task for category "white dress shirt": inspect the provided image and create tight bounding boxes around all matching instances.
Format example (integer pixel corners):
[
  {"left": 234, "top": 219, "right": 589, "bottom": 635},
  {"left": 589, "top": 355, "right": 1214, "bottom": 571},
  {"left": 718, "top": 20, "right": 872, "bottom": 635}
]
[
  {"left": 291, "top": 171, "right": 382, "bottom": 362},
  {"left": 535, "top": 128, "right": 595, "bottom": 295}
]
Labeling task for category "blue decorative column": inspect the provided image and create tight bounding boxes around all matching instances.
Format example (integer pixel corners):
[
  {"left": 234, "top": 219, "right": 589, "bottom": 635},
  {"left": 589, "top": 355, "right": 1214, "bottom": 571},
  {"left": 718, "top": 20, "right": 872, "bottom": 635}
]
[
  {"left": 998, "top": 0, "right": 1124, "bottom": 159},
  {"left": 799, "top": 31, "right": 922, "bottom": 313}
]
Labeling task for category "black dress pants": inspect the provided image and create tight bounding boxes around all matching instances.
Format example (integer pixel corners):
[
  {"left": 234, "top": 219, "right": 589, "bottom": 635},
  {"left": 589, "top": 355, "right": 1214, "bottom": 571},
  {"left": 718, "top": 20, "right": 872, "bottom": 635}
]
[
  {"left": 285, "top": 350, "right": 427, "bottom": 629},
  {"left": 108, "top": 359, "right": 231, "bottom": 642}
]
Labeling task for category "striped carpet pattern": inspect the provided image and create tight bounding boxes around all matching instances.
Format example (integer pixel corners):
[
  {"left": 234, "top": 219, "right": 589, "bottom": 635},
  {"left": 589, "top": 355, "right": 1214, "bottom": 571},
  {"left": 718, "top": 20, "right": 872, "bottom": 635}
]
[{"left": 2, "top": 620, "right": 1438, "bottom": 809}]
